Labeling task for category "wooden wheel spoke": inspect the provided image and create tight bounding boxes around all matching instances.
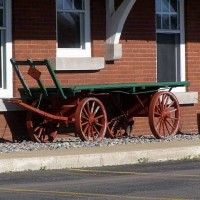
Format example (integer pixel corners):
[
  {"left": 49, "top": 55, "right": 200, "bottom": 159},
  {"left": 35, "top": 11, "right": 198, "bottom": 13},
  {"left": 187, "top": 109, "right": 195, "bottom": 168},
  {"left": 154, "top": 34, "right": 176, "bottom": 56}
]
[
  {"left": 83, "top": 124, "right": 90, "bottom": 135},
  {"left": 93, "top": 106, "right": 100, "bottom": 117},
  {"left": 163, "top": 120, "right": 171, "bottom": 134},
  {"left": 93, "top": 125, "right": 100, "bottom": 136},
  {"left": 167, "top": 100, "right": 175, "bottom": 109},
  {"left": 167, "top": 116, "right": 178, "bottom": 121},
  {"left": 158, "top": 120, "right": 163, "bottom": 134},
  {"left": 81, "top": 114, "right": 89, "bottom": 121},
  {"left": 162, "top": 121, "right": 166, "bottom": 137},
  {"left": 81, "top": 120, "right": 89, "bottom": 126},
  {"left": 107, "top": 120, "right": 116, "bottom": 134},
  {"left": 155, "top": 117, "right": 162, "bottom": 130},
  {"left": 95, "top": 122, "right": 104, "bottom": 127},
  {"left": 34, "top": 125, "right": 41, "bottom": 133},
  {"left": 91, "top": 126, "right": 96, "bottom": 141},
  {"left": 168, "top": 108, "right": 177, "bottom": 114},
  {"left": 160, "top": 95, "right": 165, "bottom": 110},
  {"left": 154, "top": 110, "right": 161, "bottom": 117},
  {"left": 87, "top": 126, "right": 92, "bottom": 138},
  {"left": 155, "top": 104, "right": 162, "bottom": 114},
  {"left": 165, "top": 118, "right": 176, "bottom": 129},
  {"left": 83, "top": 107, "right": 89, "bottom": 118},
  {"left": 86, "top": 102, "right": 91, "bottom": 116},
  {"left": 164, "top": 95, "right": 170, "bottom": 108},
  {"left": 37, "top": 127, "right": 44, "bottom": 138},
  {"left": 94, "top": 114, "right": 104, "bottom": 120},
  {"left": 91, "top": 102, "right": 95, "bottom": 114}
]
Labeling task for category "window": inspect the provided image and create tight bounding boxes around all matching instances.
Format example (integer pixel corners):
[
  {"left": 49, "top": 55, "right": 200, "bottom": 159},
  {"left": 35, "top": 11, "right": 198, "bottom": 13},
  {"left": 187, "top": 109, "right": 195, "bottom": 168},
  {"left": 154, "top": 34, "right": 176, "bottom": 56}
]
[
  {"left": 0, "top": 0, "right": 12, "bottom": 98},
  {"left": 156, "top": 0, "right": 185, "bottom": 85},
  {"left": 56, "top": 0, "right": 91, "bottom": 57}
]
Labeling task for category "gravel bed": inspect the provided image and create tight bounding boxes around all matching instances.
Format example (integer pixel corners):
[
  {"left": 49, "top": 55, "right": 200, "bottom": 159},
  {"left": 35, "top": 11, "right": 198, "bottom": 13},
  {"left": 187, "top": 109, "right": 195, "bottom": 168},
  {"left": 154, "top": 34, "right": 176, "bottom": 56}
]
[{"left": 0, "top": 133, "right": 199, "bottom": 153}]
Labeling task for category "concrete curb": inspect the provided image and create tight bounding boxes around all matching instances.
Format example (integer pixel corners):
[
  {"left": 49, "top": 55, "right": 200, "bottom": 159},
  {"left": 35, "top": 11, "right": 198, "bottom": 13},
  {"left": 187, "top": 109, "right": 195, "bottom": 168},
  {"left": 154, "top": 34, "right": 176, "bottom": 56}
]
[{"left": 0, "top": 140, "right": 199, "bottom": 173}]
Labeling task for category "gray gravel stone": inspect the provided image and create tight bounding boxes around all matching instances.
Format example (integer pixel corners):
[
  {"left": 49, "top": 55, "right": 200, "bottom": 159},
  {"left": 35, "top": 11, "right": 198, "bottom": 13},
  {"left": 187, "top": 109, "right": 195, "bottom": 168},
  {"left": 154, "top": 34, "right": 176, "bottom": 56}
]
[{"left": 0, "top": 133, "right": 199, "bottom": 153}]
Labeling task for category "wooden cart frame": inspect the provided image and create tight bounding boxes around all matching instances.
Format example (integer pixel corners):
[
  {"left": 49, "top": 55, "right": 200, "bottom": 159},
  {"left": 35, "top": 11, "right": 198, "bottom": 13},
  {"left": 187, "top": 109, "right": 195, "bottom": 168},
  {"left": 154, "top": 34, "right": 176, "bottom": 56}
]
[{"left": 8, "top": 58, "right": 190, "bottom": 142}]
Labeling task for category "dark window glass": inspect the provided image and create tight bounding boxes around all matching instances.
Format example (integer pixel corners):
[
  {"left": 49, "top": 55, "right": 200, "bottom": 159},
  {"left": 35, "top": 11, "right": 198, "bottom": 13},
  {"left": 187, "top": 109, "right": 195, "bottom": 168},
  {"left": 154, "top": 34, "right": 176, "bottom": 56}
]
[
  {"left": 162, "top": 0, "right": 170, "bottom": 12},
  {"left": 156, "top": 14, "right": 161, "bottom": 29},
  {"left": 57, "top": 0, "right": 63, "bottom": 10},
  {"left": 63, "top": 0, "right": 73, "bottom": 10},
  {"left": 74, "top": 0, "right": 84, "bottom": 10},
  {"left": 156, "top": 0, "right": 161, "bottom": 12},
  {"left": 57, "top": 12, "right": 83, "bottom": 48},
  {"left": 171, "top": 14, "right": 178, "bottom": 29},
  {"left": 157, "top": 33, "right": 180, "bottom": 82},
  {"left": 170, "top": 0, "right": 177, "bottom": 12},
  {"left": 162, "top": 14, "right": 169, "bottom": 29},
  {"left": 0, "top": 9, "right": 3, "bottom": 26},
  {"left": 57, "top": 0, "right": 85, "bottom": 49},
  {"left": 0, "top": 31, "right": 1, "bottom": 88}
]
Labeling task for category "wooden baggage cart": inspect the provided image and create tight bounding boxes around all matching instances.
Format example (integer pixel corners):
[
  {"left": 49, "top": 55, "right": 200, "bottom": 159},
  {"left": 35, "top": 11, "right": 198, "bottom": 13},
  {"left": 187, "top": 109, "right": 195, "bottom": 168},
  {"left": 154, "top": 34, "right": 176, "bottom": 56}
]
[{"left": 8, "top": 58, "right": 190, "bottom": 142}]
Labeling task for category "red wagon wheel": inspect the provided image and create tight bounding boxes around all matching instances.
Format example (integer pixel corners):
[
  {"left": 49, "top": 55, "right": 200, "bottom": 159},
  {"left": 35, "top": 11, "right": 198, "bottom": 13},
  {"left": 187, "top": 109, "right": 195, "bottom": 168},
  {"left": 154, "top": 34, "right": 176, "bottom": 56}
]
[
  {"left": 26, "top": 99, "right": 60, "bottom": 143},
  {"left": 149, "top": 91, "right": 180, "bottom": 139},
  {"left": 107, "top": 116, "right": 133, "bottom": 138},
  {"left": 75, "top": 97, "right": 107, "bottom": 141}
]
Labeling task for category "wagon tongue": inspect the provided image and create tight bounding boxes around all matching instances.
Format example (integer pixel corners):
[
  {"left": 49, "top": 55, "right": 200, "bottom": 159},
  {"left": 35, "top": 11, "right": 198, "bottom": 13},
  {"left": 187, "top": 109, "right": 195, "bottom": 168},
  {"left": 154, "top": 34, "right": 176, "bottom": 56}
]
[{"left": 7, "top": 98, "right": 68, "bottom": 122}]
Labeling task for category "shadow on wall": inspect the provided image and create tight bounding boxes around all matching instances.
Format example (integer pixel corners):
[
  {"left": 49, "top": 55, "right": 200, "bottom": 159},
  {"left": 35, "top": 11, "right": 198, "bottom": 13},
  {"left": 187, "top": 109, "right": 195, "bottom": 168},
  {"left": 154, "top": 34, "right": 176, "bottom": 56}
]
[{"left": 1, "top": 100, "right": 29, "bottom": 142}]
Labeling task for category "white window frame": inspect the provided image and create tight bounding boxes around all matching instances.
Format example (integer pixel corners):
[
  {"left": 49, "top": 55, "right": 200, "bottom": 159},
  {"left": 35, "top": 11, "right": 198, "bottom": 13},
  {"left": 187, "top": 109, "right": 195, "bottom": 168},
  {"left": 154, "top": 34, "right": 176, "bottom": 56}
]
[
  {"left": 0, "top": 0, "right": 12, "bottom": 98},
  {"left": 56, "top": 0, "right": 91, "bottom": 58},
  {"left": 156, "top": 0, "right": 185, "bottom": 92}
]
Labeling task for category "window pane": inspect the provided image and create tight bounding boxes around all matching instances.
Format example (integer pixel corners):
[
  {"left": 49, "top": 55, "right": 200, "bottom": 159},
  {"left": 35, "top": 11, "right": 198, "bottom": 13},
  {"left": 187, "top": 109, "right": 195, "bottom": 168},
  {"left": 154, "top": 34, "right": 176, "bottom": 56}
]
[
  {"left": 74, "top": 0, "right": 84, "bottom": 10},
  {"left": 156, "top": 0, "right": 161, "bottom": 12},
  {"left": 157, "top": 33, "right": 180, "bottom": 82},
  {"left": 162, "top": 14, "right": 169, "bottom": 29},
  {"left": 57, "top": 12, "right": 84, "bottom": 48},
  {"left": 0, "top": 0, "right": 3, "bottom": 7},
  {"left": 63, "top": 0, "right": 73, "bottom": 10},
  {"left": 57, "top": 0, "right": 63, "bottom": 10},
  {"left": 0, "top": 31, "right": 1, "bottom": 88},
  {"left": 156, "top": 14, "right": 161, "bottom": 29},
  {"left": 170, "top": 0, "right": 178, "bottom": 12},
  {"left": 171, "top": 14, "right": 178, "bottom": 29},
  {"left": 0, "top": 9, "right": 3, "bottom": 26},
  {"left": 162, "top": 0, "right": 170, "bottom": 12}
]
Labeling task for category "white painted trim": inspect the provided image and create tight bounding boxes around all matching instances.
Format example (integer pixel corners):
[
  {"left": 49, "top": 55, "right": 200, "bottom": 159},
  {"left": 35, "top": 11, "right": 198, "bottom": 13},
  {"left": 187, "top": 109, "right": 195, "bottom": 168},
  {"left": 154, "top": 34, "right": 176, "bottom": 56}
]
[
  {"left": 56, "top": 0, "right": 91, "bottom": 58},
  {"left": 170, "top": 0, "right": 186, "bottom": 92},
  {"left": 105, "top": 0, "right": 137, "bottom": 60},
  {"left": 0, "top": 0, "right": 13, "bottom": 98},
  {"left": 106, "top": 0, "right": 137, "bottom": 44}
]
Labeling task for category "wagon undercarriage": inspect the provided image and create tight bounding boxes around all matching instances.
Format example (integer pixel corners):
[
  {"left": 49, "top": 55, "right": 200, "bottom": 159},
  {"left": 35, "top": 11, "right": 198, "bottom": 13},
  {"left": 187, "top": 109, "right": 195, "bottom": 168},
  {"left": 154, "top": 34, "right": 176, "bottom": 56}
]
[{"left": 8, "top": 59, "right": 189, "bottom": 143}]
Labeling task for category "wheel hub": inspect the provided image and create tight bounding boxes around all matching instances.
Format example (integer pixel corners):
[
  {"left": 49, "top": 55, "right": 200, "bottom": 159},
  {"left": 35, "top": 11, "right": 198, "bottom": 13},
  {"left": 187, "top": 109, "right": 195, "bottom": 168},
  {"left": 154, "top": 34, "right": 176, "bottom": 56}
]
[
  {"left": 162, "top": 110, "right": 170, "bottom": 120},
  {"left": 89, "top": 115, "right": 96, "bottom": 125}
]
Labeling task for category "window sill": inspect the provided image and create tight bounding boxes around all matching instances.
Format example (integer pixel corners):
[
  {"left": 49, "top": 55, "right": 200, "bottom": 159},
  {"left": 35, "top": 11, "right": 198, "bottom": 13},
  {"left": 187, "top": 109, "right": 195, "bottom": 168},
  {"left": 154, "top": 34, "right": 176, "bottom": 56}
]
[
  {"left": 173, "top": 92, "right": 198, "bottom": 104},
  {"left": 50, "top": 57, "right": 105, "bottom": 71}
]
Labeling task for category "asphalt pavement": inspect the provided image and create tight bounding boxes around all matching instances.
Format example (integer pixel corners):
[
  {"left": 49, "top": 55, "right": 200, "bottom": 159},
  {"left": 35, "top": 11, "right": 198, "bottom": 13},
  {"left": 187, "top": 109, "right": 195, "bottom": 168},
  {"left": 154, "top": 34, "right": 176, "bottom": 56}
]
[{"left": 0, "top": 139, "right": 200, "bottom": 173}]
